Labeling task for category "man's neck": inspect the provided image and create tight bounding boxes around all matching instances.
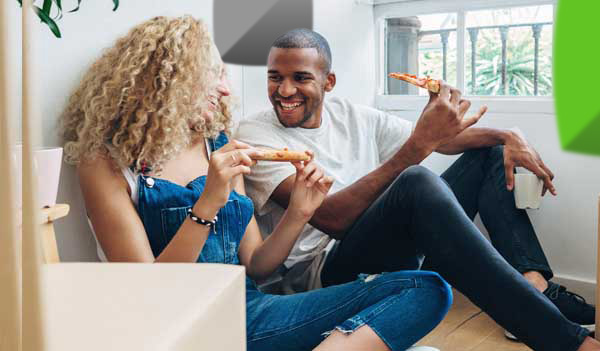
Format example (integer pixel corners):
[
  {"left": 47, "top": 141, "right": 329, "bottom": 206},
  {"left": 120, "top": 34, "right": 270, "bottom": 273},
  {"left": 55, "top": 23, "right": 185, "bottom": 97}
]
[{"left": 299, "top": 105, "right": 324, "bottom": 129}]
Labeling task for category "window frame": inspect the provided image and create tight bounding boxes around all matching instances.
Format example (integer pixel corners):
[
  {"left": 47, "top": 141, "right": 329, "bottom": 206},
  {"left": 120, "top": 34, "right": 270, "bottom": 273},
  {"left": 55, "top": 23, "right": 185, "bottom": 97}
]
[{"left": 374, "top": 0, "right": 557, "bottom": 114}]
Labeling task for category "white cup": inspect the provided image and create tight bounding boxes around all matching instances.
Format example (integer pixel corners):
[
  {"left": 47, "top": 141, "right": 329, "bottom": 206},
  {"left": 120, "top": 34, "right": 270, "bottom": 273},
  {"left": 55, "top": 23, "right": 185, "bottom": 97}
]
[
  {"left": 11, "top": 145, "right": 63, "bottom": 209},
  {"left": 513, "top": 173, "right": 543, "bottom": 209}
]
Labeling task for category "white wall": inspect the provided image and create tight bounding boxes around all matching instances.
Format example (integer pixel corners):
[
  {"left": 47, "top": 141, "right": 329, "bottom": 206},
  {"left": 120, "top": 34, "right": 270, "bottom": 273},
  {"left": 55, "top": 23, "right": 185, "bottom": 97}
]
[{"left": 23, "top": 0, "right": 376, "bottom": 261}]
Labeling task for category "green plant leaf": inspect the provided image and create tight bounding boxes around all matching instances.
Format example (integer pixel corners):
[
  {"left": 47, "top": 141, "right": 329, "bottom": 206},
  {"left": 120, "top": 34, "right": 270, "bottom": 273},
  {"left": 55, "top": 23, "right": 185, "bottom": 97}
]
[
  {"left": 69, "top": 0, "right": 82, "bottom": 12},
  {"left": 112, "top": 0, "right": 119, "bottom": 11},
  {"left": 42, "top": 0, "right": 52, "bottom": 15},
  {"left": 52, "top": 0, "right": 63, "bottom": 20},
  {"left": 33, "top": 5, "right": 62, "bottom": 38}
]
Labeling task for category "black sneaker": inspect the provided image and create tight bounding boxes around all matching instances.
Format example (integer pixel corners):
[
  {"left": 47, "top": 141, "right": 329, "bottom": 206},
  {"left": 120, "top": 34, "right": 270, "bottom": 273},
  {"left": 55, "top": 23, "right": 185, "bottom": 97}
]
[
  {"left": 544, "top": 281, "right": 595, "bottom": 330},
  {"left": 504, "top": 281, "right": 595, "bottom": 342}
]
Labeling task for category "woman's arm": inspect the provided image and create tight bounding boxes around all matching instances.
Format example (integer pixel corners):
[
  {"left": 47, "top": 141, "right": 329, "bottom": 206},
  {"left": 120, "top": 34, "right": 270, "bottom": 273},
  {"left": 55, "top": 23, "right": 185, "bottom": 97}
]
[
  {"left": 79, "top": 140, "right": 259, "bottom": 263},
  {"left": 238, "top": 158, "right": 333, "bottom": 280},
  {"left": 78, "top": 156, "right": 215, "bottom": 263}
]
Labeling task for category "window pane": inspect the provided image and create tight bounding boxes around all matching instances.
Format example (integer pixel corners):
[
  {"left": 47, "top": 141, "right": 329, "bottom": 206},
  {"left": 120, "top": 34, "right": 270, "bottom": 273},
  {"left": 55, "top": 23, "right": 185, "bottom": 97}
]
[
  {"left": 465, "top": 5, "right": 554, "bottom": 96},
  {"left": 385, "top": 13, "right": 457, "bottom": 95}
]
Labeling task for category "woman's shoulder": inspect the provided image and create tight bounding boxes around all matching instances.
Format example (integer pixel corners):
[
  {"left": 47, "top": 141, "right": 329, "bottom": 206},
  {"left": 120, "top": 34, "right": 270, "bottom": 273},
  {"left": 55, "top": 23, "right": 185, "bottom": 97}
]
[{"left": 77, "top": 154, "right": 131, "bottom": 196}]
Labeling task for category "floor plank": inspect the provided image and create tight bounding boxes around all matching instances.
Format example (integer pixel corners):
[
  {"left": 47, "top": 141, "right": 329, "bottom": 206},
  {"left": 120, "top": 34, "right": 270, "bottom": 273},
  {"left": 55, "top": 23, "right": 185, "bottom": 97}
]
[{"left": 416, "top": 290, "right": 532, "bottom": 351}]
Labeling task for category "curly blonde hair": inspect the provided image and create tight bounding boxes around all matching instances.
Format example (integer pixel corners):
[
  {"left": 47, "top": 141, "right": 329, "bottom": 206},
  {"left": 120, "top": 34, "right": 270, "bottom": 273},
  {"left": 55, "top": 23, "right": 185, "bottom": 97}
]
[{"left": 60, "top": 15, "right": 233, "bottom": 172}]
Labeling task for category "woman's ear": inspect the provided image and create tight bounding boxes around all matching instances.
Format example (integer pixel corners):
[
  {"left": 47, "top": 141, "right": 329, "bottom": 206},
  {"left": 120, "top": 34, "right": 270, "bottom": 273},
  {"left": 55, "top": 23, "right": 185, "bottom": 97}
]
[{"left": 324, "top": 72, "right": 336, "bottom": 92}]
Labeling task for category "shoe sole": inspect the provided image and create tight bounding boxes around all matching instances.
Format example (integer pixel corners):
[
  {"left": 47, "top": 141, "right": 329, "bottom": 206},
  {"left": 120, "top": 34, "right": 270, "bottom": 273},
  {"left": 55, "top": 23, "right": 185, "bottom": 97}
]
[{"left": 504, "top": 325, "right": 595, "bottom": 342}]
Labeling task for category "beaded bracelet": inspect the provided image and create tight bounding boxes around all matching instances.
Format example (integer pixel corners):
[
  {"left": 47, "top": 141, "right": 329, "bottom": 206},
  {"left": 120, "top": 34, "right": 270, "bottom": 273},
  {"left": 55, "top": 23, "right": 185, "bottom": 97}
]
[{"left": 187, "top": 208, "right": 218, "bottom": 228}]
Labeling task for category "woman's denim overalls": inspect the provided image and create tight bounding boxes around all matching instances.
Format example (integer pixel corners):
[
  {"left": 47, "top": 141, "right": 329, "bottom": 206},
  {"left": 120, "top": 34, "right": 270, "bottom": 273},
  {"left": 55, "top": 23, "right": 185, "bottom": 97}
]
[{"left": 135, "top": 132, "right": 452, "bottom": 351}]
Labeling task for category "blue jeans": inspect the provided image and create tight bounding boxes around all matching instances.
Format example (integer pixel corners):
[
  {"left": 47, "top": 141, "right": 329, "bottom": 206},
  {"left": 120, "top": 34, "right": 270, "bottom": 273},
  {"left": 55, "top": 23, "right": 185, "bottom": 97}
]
[
  {"left": 137, "top": 132, "right": 453, "bottom": 351},
  {"left": 247, "top": 270, "right": 452, "bottom": 351},
  {"left": 321, "top": 146, "right": 589, "bottom": 351}
]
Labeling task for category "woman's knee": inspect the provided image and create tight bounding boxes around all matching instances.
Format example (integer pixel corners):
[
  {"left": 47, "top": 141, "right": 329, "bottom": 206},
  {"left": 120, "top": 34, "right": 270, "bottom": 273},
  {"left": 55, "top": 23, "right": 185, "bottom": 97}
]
[{"left": 365, "top": 271, "right": 452, "bottom": 310}]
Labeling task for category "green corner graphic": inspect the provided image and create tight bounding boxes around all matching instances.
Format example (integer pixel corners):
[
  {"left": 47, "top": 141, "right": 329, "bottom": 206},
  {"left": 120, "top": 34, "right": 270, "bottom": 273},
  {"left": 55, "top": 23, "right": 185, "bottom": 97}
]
[{"left": 554, "top": 1, "right": 600, "bottom": 155}]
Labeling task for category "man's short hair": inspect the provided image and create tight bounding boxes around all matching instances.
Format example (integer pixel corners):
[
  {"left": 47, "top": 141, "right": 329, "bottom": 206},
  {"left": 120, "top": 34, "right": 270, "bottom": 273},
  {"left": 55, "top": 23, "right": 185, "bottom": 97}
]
[{"left": 272, "top": 28, "right": 332, "bottom": 73}]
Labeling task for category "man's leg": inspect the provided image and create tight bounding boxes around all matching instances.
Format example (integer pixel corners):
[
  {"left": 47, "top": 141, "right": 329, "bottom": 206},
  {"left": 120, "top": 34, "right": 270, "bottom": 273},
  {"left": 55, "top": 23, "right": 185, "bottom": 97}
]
[
  {"left": 438, "top": 145, "right": 594, "bottom": 329},
  {"left": 320, "top": 165, "right": 589, "bottom": 351},
  {"left": 438, "top": 145, "right": 552, "bottom": 280}
]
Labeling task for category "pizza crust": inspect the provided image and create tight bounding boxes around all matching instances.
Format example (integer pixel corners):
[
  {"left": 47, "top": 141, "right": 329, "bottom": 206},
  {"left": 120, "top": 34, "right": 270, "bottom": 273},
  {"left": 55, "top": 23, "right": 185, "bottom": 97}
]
[{"left": 252, "top": 149, "right": 311, "bottom": 162}]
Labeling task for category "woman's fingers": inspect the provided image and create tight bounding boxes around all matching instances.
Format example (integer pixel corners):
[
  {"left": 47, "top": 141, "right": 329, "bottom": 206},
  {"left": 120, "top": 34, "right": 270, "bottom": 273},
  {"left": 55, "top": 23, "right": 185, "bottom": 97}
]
[
  {"left": 316, "top": 176, "right": 334, "bottom": 194},
  {"left": 297, "top": 161, "right": 317, "bottom": 183},
  {"left": 291, "top": 161, "right": 305, "bottom": 172},
  {"left": 306, "top": 166, "right": 323, "bottom": 188},
  {"left": 215, "top": 139, "right": 252, "bottom": 154},
  {"left": 228, "top": 164, "right": 252, "bottom": 178},
  {"left": 223, "top": 149, "right": 261, "bottom": 167},
  {"left": 305, "top": 150, "right": 314, "bottom": 161}
]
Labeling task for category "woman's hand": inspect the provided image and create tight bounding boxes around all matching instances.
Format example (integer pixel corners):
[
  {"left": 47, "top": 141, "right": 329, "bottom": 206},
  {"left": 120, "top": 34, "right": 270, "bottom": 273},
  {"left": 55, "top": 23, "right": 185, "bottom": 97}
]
[
  {"left": 287, "top": 152, "right": 334, "bottom": 222},
  {"left": 195, "top": 140, "right": 263, "bottom": 217}
]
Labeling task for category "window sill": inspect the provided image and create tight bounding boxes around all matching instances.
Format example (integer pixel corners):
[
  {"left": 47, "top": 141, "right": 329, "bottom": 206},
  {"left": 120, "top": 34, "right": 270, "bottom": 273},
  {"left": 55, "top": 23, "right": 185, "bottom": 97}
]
[{"left": 375, "top": 94, "right": 555, "bottom": 115}]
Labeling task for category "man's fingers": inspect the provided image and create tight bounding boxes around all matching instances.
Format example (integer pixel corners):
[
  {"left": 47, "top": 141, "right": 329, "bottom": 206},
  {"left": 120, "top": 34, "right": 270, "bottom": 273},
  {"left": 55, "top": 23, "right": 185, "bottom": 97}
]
[
  {"left": 527, "top": 164, "right": 556, "bottom": 196},
  {"left": 450, "top": 87, "right": 462, "bottom": 105},
  {"left": 458, "top": 99, "right": 471, "bottom": 116},
  {"left": 460, "top": 105, "right": 488, "bottom": 130},
  {"left": 505, "top": 163, "right": 515, "bottom": 191},
  {"left": 438, "top": 81, "right": 451, "bottom": 100},
  {"left": 540, "top": 161, "right": 555, "bottom": 181}
]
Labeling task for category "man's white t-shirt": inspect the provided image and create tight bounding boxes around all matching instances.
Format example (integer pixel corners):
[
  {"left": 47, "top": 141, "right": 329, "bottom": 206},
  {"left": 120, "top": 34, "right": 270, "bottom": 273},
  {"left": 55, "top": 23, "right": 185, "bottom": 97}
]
[{"left": 235, "top": 96, "right": 413, "bottom": 268}]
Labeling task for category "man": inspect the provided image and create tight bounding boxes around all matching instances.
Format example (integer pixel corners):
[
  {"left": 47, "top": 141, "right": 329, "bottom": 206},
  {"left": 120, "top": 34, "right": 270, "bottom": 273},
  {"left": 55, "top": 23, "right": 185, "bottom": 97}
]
[{"left": 235, "top": 28, "right": 597, "bottom": 350}]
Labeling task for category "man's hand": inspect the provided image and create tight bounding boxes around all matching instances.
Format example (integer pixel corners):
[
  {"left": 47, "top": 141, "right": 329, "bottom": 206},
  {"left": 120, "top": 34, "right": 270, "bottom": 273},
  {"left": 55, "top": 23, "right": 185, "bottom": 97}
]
[
  {"left": 503, "top": 129, "right": 556, "bottom": 196},
  {"left": 412, "top": 82, "right": 488, "bottom": 153}
]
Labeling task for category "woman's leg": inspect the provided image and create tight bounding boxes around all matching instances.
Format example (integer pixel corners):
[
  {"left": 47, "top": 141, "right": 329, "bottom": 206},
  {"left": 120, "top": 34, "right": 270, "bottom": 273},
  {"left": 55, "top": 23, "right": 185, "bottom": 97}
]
[
  {"left": 314, "top": 325, "right": 390, "bottom": 351},
  {"left": 246, "top": 270, "right": 452, "bottom": 351}
]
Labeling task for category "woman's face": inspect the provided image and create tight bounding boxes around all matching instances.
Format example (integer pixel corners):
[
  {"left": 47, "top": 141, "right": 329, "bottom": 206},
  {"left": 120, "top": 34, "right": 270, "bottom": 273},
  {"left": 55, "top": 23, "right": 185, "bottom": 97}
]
[{"left": 203, "top": 65, "right": 231, "bottom": 122}]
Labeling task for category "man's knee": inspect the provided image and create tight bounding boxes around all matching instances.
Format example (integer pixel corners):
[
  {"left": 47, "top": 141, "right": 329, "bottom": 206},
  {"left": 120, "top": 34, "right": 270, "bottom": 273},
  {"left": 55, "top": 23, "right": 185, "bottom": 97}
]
[
  {"left": 468, "top": 145, "right": 504, "bottom": 162},
  {"left": 488, "top": 145, "right": 505, "bottom": 162},
  {"left": 396, "top": 165, "right": 444, "bottom": 194}
]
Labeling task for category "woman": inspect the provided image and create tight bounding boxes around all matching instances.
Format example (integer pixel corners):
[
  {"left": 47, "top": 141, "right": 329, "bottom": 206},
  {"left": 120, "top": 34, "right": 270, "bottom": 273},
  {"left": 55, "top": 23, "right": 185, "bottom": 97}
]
[{"left": 61, "top": 16, "right": 452, "bottom": 351}]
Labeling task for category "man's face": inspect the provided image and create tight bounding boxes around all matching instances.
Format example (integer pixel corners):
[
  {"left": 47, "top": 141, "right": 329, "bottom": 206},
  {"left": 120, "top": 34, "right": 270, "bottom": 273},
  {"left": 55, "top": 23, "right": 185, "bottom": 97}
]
[{"left": 267, "top": 47, "right": 334, "bottom": 128}]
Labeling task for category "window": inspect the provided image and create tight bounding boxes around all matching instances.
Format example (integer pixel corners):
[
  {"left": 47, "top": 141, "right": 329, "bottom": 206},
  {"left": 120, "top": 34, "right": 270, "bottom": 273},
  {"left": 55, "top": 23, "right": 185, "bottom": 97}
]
[{"left": 383, "top": 3, "right": 554, "bottom": 97}]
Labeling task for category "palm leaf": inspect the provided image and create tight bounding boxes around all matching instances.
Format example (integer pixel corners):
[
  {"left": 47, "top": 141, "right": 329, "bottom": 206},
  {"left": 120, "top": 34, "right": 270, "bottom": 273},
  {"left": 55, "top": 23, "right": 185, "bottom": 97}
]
[{"left": 33, "top": 4, "right": 61, "bottom": 38}]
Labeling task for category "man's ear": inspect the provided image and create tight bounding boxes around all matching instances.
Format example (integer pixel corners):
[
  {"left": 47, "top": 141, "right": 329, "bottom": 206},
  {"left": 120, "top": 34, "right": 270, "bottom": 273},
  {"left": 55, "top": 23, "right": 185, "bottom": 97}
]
[{"left": 324, "top": 72, "right": 336, "bottom": 92}]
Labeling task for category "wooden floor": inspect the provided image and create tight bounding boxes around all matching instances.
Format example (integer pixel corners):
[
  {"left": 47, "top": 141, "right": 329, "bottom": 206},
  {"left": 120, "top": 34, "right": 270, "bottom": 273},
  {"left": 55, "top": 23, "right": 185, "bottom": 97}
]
[{"left": 415, "top": 290, "right": 532, "bottom": 351}]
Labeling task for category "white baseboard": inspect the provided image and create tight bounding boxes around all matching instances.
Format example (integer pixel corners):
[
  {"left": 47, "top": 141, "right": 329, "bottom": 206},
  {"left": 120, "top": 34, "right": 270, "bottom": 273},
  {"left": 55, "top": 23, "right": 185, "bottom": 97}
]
[{"left": 552, "top": 274, "right": 596, "bottom": 303}]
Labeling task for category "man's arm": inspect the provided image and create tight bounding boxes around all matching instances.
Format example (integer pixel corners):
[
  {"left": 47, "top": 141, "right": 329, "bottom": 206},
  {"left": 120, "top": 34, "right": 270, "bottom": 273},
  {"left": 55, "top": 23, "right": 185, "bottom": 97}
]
[
  {"left": 271, "top": 83, "right": 488, "bottom": 238},
  {"left": 271, "top": 137, "right": 431, "bottom": 238},
  {"left": 435, "top": 127, "right": 511, "bottom": 155},
  {"left": 436, "top": 127, "right": 557, "bottom": 195}
]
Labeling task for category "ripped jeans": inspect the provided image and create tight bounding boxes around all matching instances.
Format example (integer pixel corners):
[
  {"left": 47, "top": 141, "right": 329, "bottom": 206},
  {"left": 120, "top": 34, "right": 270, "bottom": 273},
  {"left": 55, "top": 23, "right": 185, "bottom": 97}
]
[{"left": 246, "top": 270, "right": 452, "bottom": 351}]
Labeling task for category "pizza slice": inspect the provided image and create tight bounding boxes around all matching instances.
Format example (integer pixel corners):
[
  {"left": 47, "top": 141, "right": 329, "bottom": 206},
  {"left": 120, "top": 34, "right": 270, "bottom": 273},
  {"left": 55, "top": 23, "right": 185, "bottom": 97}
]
[
  {"left": 389, "top": 73, "right": 441, "bottom": 93},
  {"left": 252, "top": 148, "right": 311, "bottom": 162}
]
